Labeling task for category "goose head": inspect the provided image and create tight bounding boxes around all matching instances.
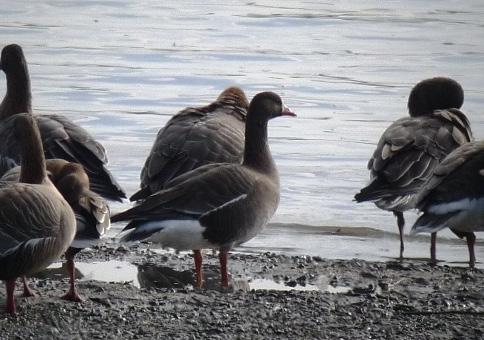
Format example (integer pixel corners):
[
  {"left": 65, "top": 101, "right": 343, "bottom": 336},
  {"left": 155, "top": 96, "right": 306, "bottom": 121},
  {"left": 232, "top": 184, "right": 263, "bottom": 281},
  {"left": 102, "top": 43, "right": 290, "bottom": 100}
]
[{"left": 408, "top": 77, "right": 464, "bottom": 117}]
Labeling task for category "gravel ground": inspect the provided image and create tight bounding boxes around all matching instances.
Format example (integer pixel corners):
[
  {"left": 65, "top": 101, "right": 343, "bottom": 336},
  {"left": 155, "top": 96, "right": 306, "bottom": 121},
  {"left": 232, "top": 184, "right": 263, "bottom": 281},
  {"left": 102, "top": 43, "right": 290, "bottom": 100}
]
[{"left": 1, "top": 242, "right": 483, "bottom": 339}]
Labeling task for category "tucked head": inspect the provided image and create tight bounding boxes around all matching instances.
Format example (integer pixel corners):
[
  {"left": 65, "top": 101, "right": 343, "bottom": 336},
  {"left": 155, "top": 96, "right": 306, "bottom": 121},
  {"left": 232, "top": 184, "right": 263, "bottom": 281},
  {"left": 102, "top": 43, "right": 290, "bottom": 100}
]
[
  {"left": 0, "top": 44, "right": 26, "bottom": 73},
  {"left": 217, "top": 86, "right": 250, "bottom": 109},
  {"left": 248, "top": 92, "right": 296, "bottom": 122},
  {"left": 48, "top": 160, "right": 89, "bottom": 204},
  {"left": 408, "top": 77, "right": 464, "bottom": 117}
]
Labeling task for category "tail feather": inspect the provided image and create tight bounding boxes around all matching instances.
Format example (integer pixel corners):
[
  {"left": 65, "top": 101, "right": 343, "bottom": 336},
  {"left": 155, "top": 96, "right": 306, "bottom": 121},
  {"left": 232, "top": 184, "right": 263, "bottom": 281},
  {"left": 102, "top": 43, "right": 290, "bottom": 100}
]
[
  {"left": 111, "top": 209, "right": 135, "bottom": 223},
  {"left": 47, "top": 140, "right": 126, "bottom": 202},
  {"left": 129, "top": 186, "right": 151, "bottom": 202},
  {"left": 355, "top": 178, "right": 416, "bottom": 203},
  {"left": 119, "top": 220, "right": 164, "bottom": 242},
  {"left": 411, "top": 211, "right": 458, "bottom": 235},
  {"left": 355, "top": 181, "right": 392, "bottom": 202}
]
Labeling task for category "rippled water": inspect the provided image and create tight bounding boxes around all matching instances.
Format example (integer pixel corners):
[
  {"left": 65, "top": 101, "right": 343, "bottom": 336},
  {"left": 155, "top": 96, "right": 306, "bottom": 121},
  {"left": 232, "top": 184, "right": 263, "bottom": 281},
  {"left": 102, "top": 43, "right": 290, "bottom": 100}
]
[{"left": 1, "top": 1, "right": 484, "bottom": 265}]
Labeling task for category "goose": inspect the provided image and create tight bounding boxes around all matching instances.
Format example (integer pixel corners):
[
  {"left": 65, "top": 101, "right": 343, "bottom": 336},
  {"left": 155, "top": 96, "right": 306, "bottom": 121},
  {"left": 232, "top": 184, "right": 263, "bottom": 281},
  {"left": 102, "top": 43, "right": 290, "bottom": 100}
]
[
  {"left": 0, "top": 113, "right": 76, "bottom": 315},
  {"left": 112, "top": 92, "right": 295, "bottom": 288},
  {"left": 130, "top": 86, "right": 248, "bottom": 201},
  {"left": 0, "top": 43, "right": 125, "bottom": 201},
  {"left": 355, "top": 77, "right": 472, "bottom": 262},
  {"left": 2, "top": 159, "right": 110, "bottom": 301},
  {"left": 412, "top": 140, "right": 484, "bottom": 268}
]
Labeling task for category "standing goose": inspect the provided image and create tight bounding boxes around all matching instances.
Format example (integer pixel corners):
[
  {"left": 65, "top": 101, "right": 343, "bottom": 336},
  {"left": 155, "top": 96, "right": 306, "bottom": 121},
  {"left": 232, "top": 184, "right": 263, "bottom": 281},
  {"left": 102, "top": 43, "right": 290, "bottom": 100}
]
[
  {"left": 354, "top": 77, "right": 472, "bottom": 262},
  {"left": 0, "top": 114, "right": 76, "bottom": 315},
  {"left": 2, "top": 159, "right": 110, "bottom": 301},
  {"left": 0, "top": 43, "right": 126, "bottom": 201},
  {"left": 130, "top": 86, "right": 248, "bottom": 201},
  {"left": 112, "top": 92, "right": 295, "bottom": 288},
  {"left": 412, "top": 141, "right": 484, "bottom": 268}
]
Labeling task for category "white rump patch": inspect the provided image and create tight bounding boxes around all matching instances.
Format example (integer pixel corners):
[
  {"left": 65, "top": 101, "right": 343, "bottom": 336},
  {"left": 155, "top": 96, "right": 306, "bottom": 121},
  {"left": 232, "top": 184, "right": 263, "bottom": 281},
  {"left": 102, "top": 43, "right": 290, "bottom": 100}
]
[
  {"left": 143, "top": 219, "right": 214, "bottom": 251},
  {"left": 428, "top": 197, "right": 484, "bottom": 214},
  {"left": 425, "top": 197, "right": 484, "bottom": 232}
]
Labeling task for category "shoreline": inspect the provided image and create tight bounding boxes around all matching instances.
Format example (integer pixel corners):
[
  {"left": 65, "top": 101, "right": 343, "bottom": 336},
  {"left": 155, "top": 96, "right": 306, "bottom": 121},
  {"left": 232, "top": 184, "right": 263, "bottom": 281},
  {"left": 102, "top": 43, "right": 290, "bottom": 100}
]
[{"left": 1, "top": 243, "right": 483, "bottom": 339}]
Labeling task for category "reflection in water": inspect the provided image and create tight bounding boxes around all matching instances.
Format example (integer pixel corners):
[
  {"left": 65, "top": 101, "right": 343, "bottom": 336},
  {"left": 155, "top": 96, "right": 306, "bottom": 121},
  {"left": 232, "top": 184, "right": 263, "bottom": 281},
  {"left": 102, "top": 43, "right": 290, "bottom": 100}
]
[
  {"left": 33, "top": 262, "right": 84, "bottom": 281},
  {"left": 38, "top": 260, "right": 353, "bottom": 293},
  {"left": 137, "top": 263, "right": 193, "bottom": 289}
]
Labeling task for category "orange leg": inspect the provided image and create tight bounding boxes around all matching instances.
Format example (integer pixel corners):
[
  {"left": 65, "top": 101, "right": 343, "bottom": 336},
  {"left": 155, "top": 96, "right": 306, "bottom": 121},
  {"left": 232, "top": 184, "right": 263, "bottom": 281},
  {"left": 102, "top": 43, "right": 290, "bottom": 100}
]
[
  {"left": 22, "top": 276, "right": 36, "bottom": 297},
  {"left": 61, "top": 257, "right": 83, "bottom": 302},
  {"left": 193, "top": 250, "right": 203, "bottom": 288},
  {"left": 5, "top": 279, "right": 17, "bottom": 316},
  {"left": 219, "top": 249, "right": 229, "bottom": 288}
]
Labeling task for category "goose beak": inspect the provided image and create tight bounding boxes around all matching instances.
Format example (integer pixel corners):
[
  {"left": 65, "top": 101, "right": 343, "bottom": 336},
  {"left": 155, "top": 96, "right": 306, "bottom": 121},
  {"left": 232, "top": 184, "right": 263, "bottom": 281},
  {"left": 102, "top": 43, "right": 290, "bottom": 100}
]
[{"left": 281, "top": 105, "right": 297, "bottom": 117}]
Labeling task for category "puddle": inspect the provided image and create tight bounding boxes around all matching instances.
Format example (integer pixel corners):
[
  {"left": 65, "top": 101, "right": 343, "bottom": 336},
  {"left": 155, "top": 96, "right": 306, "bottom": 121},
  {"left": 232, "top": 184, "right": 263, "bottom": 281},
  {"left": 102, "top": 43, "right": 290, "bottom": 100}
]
[
  {"left": 325, "top": 285, "right": 353, "bottom": 294},
  {"left": 45, "top": 260, "right": 141, "bottom": 288},
  {"left": 42, "top": 261, "right": 352, "bottom": 293},
  {"left": 246, "top": 278, "right": 319, "bottom": 291},
  {"left": 245, "top": 278, "right": 351, "bottom": 293}
]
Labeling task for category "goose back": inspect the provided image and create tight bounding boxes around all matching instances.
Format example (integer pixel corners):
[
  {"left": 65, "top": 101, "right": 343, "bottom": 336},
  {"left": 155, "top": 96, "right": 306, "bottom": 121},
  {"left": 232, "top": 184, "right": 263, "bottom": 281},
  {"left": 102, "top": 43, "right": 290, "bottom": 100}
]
[{"left": 131, "top": 87, "right": 248, "bottom": 201}]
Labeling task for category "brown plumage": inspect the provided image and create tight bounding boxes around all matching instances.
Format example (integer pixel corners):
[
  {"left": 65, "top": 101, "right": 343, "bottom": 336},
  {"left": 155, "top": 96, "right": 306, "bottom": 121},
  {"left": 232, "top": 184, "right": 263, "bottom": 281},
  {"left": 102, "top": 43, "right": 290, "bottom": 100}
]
[
  {"left": 113, "top": 92, "right": 295, "bottom": 288},
  {"left": 355, "top": 77, "right": 472, "bottom": 261},
  {"left": 412, "top": 140, "right": 484, "bottom": 268},
  {"left": 130, "top": 86, "right": 248, "bottom": 201},
  {"left": 0, "top": 43, "right": 126, "bottom": 201},
  {"left": 2, "top": 159, "right": 110, "bottom": 301},
  {"left": 0, "top": 114, "right": 76, "bottom": 315}
]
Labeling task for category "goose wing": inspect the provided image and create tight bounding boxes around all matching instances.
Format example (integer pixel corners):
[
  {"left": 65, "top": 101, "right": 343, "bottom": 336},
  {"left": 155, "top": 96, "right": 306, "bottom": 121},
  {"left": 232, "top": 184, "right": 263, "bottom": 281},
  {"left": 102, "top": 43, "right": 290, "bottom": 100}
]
[
  {"left": 355, "top": 110, "right": 471, "bottom": 204},
  {"left": 0, "top": 114, "right": 126, "bottom": 201},
  {"left": 131, "top": 104, "right": 245, "bottom": 201},
  {"left": 0, "top": 183, "right": 64, "bottom": 252},
  {"left": 113, "top": 163, "right": 256, "bottom": 223}
]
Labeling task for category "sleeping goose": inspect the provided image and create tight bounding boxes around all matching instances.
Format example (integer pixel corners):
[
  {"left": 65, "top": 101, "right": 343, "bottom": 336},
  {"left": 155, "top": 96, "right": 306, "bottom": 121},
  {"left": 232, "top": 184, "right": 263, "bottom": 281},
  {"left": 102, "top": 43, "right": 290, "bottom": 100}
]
[
  {"left": 112, "top": 92, "right": 295, "bottom": 288},
  {"left": 130, "top": 86, "right": 248, "bottom": 201},
  {"left": 412, "top": 141, "right": 484, "bottom": 268},
  {"left": 0, "top": 113, "right": 76, "bottom": 315},
  {"left": 0, "top": 43, "right": 126, "bottom": 201},
  {"left": 2, "top": 159, "right": 110, "bottom": 301},
  {"left": 354, "top": 77, "right": 472, "bottom": 262}
]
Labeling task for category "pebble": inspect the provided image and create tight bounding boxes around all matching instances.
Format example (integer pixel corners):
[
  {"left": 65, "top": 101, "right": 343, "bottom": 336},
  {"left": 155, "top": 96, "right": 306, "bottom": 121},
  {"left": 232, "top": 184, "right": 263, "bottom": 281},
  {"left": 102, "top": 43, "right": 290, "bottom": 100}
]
[{"left": 0, "top": 245, "right": 482, "bottom": 340}]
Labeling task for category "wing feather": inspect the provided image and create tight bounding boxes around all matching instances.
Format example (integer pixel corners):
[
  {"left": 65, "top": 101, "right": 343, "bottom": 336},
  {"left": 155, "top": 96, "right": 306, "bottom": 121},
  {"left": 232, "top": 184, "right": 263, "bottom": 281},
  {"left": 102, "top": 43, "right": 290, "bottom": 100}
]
[
  {"left": 113, "top": 164, "right": 256, "bottom": 222},
  {"left": 356, "top": 110, "right": 472, "bottom": 207},
  {"left": 131, "top": 100, "right": 246, "bottom": 201}
]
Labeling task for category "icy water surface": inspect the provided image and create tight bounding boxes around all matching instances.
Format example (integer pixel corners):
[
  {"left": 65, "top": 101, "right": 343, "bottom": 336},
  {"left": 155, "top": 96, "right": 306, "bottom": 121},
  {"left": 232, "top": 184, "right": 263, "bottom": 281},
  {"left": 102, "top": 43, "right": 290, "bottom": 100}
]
[{"left": 1, "top": 1, "right": 484, "bottom": 265}]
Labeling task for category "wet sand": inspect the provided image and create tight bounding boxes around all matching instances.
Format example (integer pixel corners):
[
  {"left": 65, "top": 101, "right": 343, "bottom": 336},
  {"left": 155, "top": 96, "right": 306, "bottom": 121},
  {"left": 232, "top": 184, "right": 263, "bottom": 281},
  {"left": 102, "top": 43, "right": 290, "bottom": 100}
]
[{"left": 1, "top": 242, "right": 483, "bottom": 339}]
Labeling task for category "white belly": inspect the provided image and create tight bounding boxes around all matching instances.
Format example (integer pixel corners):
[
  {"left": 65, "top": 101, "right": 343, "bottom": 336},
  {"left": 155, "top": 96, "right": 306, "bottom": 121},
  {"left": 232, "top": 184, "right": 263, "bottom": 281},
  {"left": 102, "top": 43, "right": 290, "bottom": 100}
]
[{"left": 143, "top": 219, "right": 215, "bottom": 251}]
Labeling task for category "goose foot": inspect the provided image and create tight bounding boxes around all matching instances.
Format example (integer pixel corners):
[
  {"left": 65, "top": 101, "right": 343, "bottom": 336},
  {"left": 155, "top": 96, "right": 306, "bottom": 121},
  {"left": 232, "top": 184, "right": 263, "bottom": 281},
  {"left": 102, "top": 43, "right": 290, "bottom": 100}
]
[
  {"left": 61, "top": 289, "right": 84, "bottom": 303},
  {"left": 21, "top": 277, "right": 36, "bottom": 297}
]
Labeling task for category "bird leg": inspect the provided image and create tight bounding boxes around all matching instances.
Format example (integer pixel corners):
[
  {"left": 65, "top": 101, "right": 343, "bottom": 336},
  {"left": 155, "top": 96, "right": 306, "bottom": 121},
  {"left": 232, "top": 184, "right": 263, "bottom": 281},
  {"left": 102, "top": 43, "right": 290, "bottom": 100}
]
[
  {"left": 21, "top": 276, "right": 36, "bottom": 297},
  {"left": 193, "top": 249, "right": 203, "bottom": 289},
  {"left": 466, "top": 233, "right": 476, "bottom": 269},
  {"left": 393, "top": 211, "right": 405, "bottom": 260},
  {"left": 61, "top": 249, "right": 83, "bottom": 302},
  {"left": 219, "top": 249, "right": 229, "bottom": 288},
  {"left": 5, "top": 279, "right": 17, "bottom": 316},
  {"left": 430, "top": 233, "right": 437, "bottom": 266}
]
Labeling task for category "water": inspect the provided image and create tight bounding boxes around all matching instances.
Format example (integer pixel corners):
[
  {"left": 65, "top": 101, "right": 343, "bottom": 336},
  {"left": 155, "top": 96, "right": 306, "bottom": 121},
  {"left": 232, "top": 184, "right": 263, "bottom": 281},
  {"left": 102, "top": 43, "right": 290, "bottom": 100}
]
[
  {"left": 1, "top": 1, "right": 484, "bottom": 266},
  {"left": 46, "top": 260, "right": 353, "bottom": 293}
]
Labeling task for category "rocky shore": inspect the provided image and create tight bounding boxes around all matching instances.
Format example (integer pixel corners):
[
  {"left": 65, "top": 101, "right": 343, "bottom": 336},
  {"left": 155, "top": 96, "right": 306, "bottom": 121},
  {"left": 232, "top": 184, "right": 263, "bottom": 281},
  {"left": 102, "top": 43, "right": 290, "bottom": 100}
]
[{"left": 1, "top": 242, "right": 483, "bottom": 339}]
